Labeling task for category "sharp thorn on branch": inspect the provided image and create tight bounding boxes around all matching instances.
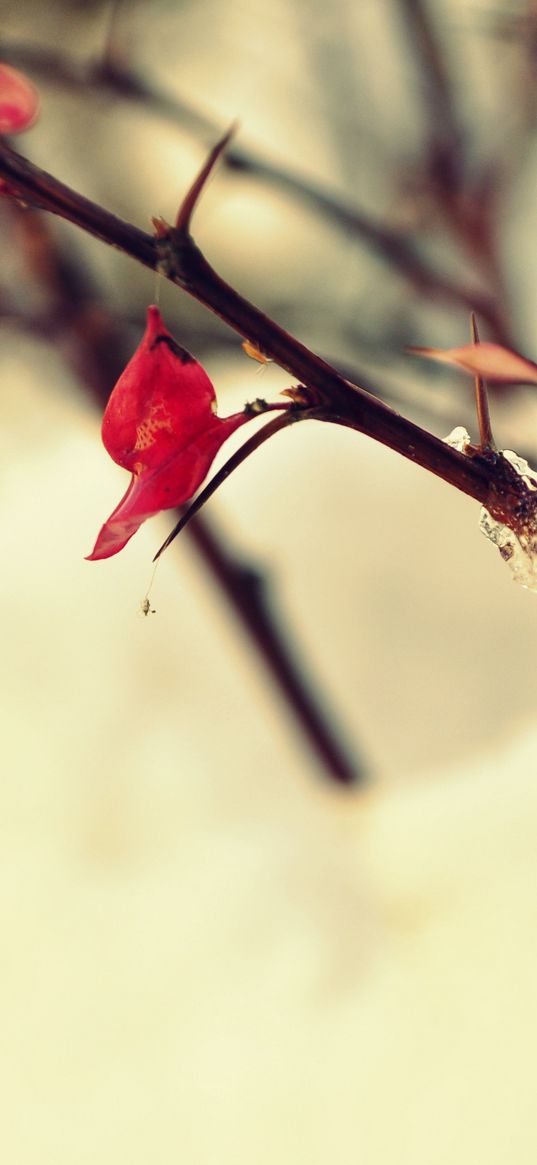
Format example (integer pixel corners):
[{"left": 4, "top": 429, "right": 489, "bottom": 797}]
[
  {"left": 470, "top": 311, "right": 496, "bottom": 453},
  {"left": 175, "top": 123, "right": 238, "bottom": 234},
  {"left": 154, "top": 407, "right": 305, "bottom": 560}
]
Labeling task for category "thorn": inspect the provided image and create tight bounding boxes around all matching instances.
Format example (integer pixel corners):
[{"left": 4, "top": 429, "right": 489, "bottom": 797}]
[
  {"left": 470, "top": 312, "right": 496, "bottom": 452},
  {"left": 175, "top": 124, "right": 238, "bottom": 234},
  {"left": 153, "top": 409, "right": 303, "bottom": 560}
]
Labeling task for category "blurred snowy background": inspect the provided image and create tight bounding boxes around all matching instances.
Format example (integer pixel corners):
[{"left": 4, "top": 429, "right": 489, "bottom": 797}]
[{"left": 2, "top": 0, "right": 537, "bottom": 1161}]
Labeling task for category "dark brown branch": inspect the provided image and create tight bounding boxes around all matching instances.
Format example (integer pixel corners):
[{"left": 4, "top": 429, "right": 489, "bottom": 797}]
[{"left": 0, "top": 136, "right": 532, "bottom": 531}]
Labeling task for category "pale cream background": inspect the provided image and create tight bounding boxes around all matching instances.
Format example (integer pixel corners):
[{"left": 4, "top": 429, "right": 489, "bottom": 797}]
[{"left": 2, "top": 1, "right": 537, "bottom": 1161}]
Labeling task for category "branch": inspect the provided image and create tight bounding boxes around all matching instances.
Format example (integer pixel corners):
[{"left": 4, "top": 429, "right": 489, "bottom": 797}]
[{"left": 0, "top": 134, "right": 532, "bottom": 532}]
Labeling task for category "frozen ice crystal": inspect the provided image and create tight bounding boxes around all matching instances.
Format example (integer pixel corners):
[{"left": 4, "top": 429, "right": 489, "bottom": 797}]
[
  {"left": 443, "top": 426, "right": 471, "bottom": 453},
  {"left": 500, "top": 449, "right": 537, "bottom": 491},
  {"left": 479, "top": 450, "right": 537, "bottom": 593}
]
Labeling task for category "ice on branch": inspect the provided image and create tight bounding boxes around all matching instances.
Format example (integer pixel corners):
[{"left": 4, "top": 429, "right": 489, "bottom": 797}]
[
  {"left": 480, "top": 451, "right": 537, "bottom": 593},
  {"left": 443, "top": 426, "right": 471, "bottom": 453}
]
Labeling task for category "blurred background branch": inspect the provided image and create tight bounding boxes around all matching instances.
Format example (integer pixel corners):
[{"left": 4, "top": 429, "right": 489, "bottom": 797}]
[
  {"left": 4, "top": 200, "right": 363, "bottom": 784},
  {"left": 0, "top": 36, "right": 511, "bottom": 337}
]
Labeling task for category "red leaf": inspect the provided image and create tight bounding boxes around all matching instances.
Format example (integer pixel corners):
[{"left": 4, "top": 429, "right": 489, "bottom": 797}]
[
  {"left": 0, "top": 63, "right": 39, "bottom": 134},
  {"left": 87, "top": 306, "right": 249, "bottom": 560},
  {"left": 407, "top": 342, "right": 537, "bottom": 385}
]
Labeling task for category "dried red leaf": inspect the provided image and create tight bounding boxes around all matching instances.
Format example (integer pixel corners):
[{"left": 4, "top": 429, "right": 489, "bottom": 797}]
[
  {"left": 0, "top": 63, "right": 39, "bottom": 134},
  {"left": 408, "top": 342, "right": 537, "bottom": 385},
  {"left": 87, "top": 306, "right": 249, "bottom": 560}
]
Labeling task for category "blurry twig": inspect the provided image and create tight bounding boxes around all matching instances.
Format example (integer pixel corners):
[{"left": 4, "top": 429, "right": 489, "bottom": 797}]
[
  {"left": 0, "top": 39, "right": 509, "bottom": 337},
  {"left": 398, "top": 0, "right": 464, "bottom": 184},
  {"left": 5, "top": 203, "right": 364, "bottom": 786},
  {"left": 396, "top": 0, "right": 507, "bottom": 294}
]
